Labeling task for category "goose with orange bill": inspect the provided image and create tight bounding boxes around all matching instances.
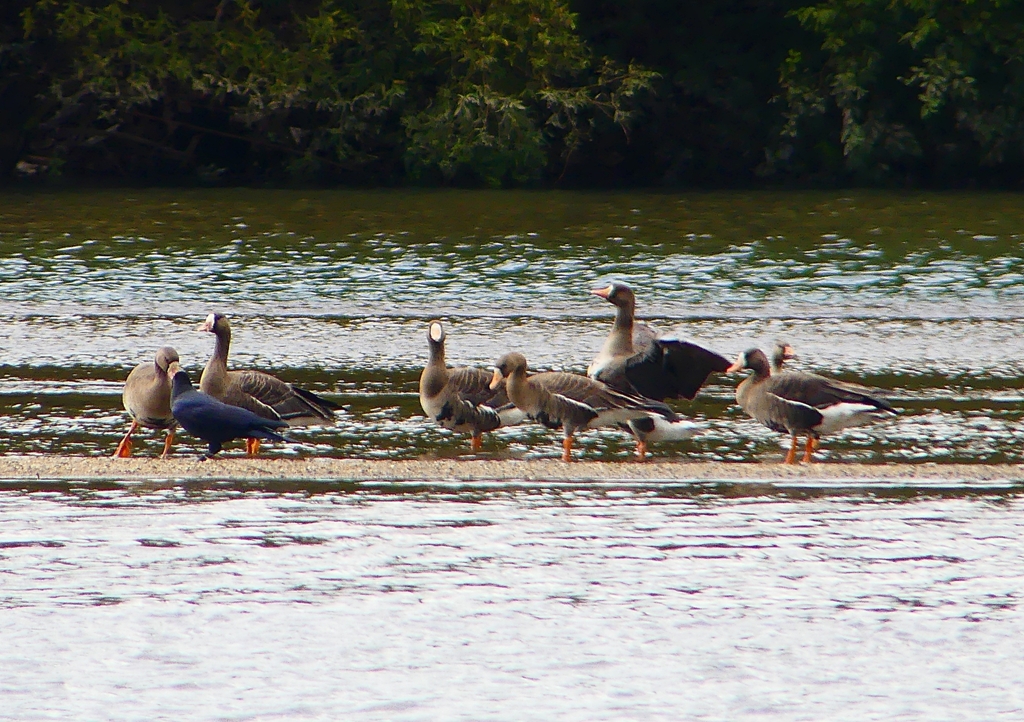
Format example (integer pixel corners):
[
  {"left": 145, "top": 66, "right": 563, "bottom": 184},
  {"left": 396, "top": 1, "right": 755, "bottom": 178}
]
[
  {"left": 588, "top": 281, "right": 729, "bottom": 458},
  {"left": 727, "top": 347, "right": 897, "bottom": 463},
  {"left": 113, "top": 346, "right": 180, "bottom": 458},
  {"left": 490, "top": 351, "right": 683, "bottom": 462}
]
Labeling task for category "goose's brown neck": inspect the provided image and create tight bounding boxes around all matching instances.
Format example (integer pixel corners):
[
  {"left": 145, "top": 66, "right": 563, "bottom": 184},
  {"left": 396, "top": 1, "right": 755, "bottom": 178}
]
[
  {"left": 506, "top": 367, "right": 540, "bottom": 411},
  {"left": 600, "top": 302, "right": 635, "bottom": 359},
  {"left": 420, "top": 341, "right": 448, "bottom": 399},
  {"left": 427, "top": 339, "right": 445, "bottom": 367},
  {"left": 212, "top": 326, "right": 231, "bottom": 369},
  {"left": 200, "top": 326, "right": 231, "bottom": 395}
]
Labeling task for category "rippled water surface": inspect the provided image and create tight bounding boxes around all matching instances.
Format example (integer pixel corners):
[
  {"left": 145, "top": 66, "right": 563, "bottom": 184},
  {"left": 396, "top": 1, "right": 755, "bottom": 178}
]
[
  {"left": 3, "top": 190, "right": 1024, "bottom": 719},
  {"left": 2, "top": 189, "right": 1024, "bottom": 461},
  {"left": 2, "top": 479, "right": 1024, "bottom": 720}
]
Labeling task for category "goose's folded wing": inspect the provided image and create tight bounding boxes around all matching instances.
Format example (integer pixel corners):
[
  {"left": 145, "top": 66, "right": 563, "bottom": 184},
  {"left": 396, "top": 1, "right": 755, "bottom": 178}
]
[
  {"left": 220, "top": 378, "right": 283, "bottom": 421},
  {"left": 231, "top": 370, "right": 337, "bottom": 421},
  {"left": 766, "top": 393, "right": 824, "bottom": 432},
  {"left": 535, "top": 372, "right": 674, "bottom": 426},
  {"left": 449, "top": 366, "right": 507, "bottom": 407},
  {"left": 624, "top": 338, "right": 731, "bottom": 401},
  {"left": 771, "top": 372, "right": 895, "bottom": 413}
]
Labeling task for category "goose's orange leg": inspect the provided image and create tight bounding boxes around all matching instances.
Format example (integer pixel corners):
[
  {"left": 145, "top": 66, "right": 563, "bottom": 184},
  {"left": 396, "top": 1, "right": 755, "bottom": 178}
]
[
  {"left": 635, "top": 440, "right": 648, "bottom": 461},
  {"left": 471, "top": 434, "right": 483, "bottom": 451},
  {"left": 113, "top": 420, "right": 138, "bottom": 458},
  {"left": 803, "top": 435, "right": 816, "bottom": 463},
  {"left": 784, "top": 434, "right": 798, "bottom": 464},
  {"left": 246, "top": 438, "right": 262, "bottom": 456},
  {"left": 160, "top": 428, "right": 175, "bottom": 459},
  {"left": 562, "top": 436, "right": 574, "bottom": 462}
]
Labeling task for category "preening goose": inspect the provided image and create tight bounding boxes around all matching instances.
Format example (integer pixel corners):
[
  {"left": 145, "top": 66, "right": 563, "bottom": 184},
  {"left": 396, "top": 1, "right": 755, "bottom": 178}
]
[
  {"left": 588, "top": 281, "right": 729, "bottom": 457},
  {"left": 490, "top": 352, "right": 680, "bottom": 462},
  {"left": 169, "top": 362, "right": 291, "bottom": 458},
  {"left": 197, "top": 313, "right": 340, "bottom": 454},
  {"left": 728, "top": 348, "right": 897, "bottom": 463},
  {"left": 113, "top": 346, "right": 179, "bottom": 458},
  {"left": 419, "top": 321, "right": 524, "bottom": 450}
]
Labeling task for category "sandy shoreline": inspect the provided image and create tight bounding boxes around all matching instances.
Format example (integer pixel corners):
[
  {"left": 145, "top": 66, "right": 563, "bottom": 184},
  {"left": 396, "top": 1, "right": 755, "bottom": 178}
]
[{"left": 0, "top": 456, "right": 1023, "bottom": 483}]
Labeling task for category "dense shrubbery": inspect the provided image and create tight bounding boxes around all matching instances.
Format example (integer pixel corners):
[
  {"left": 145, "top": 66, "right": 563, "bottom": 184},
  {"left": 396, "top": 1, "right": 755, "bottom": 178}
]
[{"left": 2, "top": 0, "right": 1023, "bottom": 186}]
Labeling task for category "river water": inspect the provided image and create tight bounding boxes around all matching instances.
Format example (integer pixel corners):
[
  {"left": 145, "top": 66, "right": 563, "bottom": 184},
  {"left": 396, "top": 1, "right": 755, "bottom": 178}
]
[
  {"left": 2, "top": 189, "right": 1024, "bottom": 719},
  {"left": 2, "top": 479, "right": 1023, "bottom": 720},
  {"left": 1, "top": 189, "right": 1024, "bottom": 462}
]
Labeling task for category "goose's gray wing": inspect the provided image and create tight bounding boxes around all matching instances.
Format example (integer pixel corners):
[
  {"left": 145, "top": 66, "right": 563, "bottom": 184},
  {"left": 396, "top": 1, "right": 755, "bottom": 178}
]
[
  {"left": 449, "top": 366, "right": 509, "bottom": 408},
  {"left": 770, "top": 372, "right": 895, "bottom": 413}
]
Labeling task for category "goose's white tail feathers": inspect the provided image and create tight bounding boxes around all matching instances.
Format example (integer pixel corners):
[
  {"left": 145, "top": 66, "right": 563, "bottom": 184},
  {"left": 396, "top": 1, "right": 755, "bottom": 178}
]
[
  {"left": 497, "top": 407, "right": 528, "bottom": 426},
  {"left": 633, "top": 415, "right": 705, "bottom": 442},
  {"left": 816, "top": 403, "right": 888, "bottom": 435}
]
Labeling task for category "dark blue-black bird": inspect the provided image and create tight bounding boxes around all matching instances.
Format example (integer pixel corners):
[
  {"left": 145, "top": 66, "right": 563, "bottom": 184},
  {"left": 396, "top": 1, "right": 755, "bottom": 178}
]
[{"left": 169, "top": 363, "right": 291, "bottom": 457}]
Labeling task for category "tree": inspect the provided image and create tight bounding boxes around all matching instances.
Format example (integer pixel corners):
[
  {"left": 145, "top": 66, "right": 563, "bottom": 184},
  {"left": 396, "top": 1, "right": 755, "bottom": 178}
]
[
  {"left": 19, "top": 0, "right": 655, "bottom": 185},
  {"left": 777, "top": 0, "right": 1024, "bottom": 185}
]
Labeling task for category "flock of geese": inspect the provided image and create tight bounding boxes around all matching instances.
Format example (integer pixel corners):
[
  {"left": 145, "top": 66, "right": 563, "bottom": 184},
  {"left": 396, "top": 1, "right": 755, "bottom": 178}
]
[{"left": 114, "top": 282, "right": 898, "bottom": 463}]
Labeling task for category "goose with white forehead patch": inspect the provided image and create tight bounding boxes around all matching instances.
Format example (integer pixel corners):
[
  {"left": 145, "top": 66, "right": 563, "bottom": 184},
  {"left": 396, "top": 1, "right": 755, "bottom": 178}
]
[
  {"left": 588, "top": 281, "right": 730, "bottom": 458},
  {"left": 197, "top": 313, "right": 341, "bottom": 455},
  {"left": 113, "top": 346, "right": 180, "bottom": 458},
  {"left": 419, "top": 320, "right": 525, "bottom": 450},
  {"left": 491, "top": 352, "right": 684, "bottom": 462},
  {"left": 728, "top": 348, "right": 897, "bottom": 463}
]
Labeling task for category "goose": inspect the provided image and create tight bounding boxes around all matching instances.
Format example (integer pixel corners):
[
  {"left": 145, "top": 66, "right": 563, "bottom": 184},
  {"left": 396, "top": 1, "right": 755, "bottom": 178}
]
[
  {"left": 113, "top": 346, "right": 179, "bottom": 458},
  {"left": 197, "top": 313, "right": 340, "bottom": 454},
  {"left": 169, "top": 362, "right": 291, "bottom": 458},
  {"left": 490, "top": 352, "right": 681, "bottom": 462},
  {"left": 588, "top": 281, "right": 729, "bottom": 457},
  {"left": 770, "top": 340, "right": 796, "bottom": 374},
  {"left": 419, "top": 321, "right": 524, "bottom": 450},
  {"left": 728, "top": 348, "right": 897, "bottom": 463}
]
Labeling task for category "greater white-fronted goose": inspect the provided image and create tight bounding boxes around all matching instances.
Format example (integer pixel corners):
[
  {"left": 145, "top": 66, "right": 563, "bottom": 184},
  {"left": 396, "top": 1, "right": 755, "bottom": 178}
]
[
  {"left": 589, "top": 282, "right": 731, "bottom": 399},
  {"left": 588, "top": 281, "right": 729, "bottom": 456},
  {"left": 490, "top": 352, "right": 681, "bottom": 462},
  {"left": 113, "top": 346, "right": 179, "bottom": 458},
  {"left": 728, "top": 348, "right": 897, "bottom": 463},
  {"left": 197, "top": 313, "right": 340, "bottom": 455},
  {"left": 770, "top": 340, "right": 796, "bottom": 374},
  {"left": 419, "top": 320, "right": 524, "bottom": 450}
]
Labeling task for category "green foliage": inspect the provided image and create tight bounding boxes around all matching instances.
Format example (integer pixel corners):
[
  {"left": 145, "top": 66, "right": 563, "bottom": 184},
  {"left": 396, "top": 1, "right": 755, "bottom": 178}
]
[
  {"left": 778, "top": 0, "right": 1024, "bottom": 183},
  {"left": 6, "top": 0, "right": 1024, "bottom": 186},
  {"left": 394, "top": 0, "right": 656, "bottom": 185},
  {"left": 17, "top": 0, "right": 654, "bottom": 185}
]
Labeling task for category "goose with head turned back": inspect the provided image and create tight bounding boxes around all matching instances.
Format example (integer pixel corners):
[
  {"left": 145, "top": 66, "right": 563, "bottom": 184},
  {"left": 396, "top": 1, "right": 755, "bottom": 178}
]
[
  {"left": 728, "top": 348, "right": 897, "bottom": 463},
  {"left": 113, "top": 346, "right": 179, "bottom": 458},
  {"left": 197, "top": 313, "right": 340, "bottom": 455},
  {"left": 419, "top": 320, "right": 524, "bottom": 450},
  {"left": 770, "top": 340, "right": 796, "bottom": 374},
  {"left": 588, "top": 281, "right": 730, "bottom": 458},
  {"left": 491, "top": 352, "right": 682, "bottom": 462}
]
